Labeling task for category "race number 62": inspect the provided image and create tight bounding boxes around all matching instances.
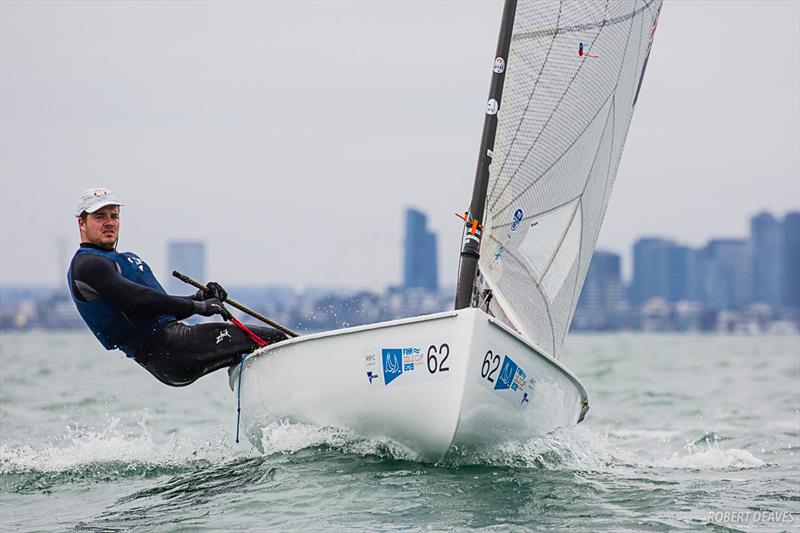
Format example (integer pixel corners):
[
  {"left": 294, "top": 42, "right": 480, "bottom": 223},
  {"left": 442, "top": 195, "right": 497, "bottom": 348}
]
[
  {"left": 427, "top": 343, "right": 450, "bottom": 373},
  {"left": 481, "top": 350, "right": 500, "bottom": 382}
]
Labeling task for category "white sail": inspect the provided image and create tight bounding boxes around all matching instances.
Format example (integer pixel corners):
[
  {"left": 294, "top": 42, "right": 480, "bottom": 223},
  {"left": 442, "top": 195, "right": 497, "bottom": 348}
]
[{"left": 479, "top": 0, "right": 662, "bottom": 357}]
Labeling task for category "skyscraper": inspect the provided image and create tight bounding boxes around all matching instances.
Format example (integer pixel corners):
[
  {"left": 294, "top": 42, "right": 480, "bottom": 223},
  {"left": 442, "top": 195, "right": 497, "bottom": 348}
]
[
  {"left": 167, "top": 241, "right": 206, "bottom": 295},
  {"left": 750, "top": 212, "right": 782, "bottom": 307},
  {"left": 666, "top": 243, "right": 694, "bottom": 303},
  {"left": 403, "top": 208, "right": 438, "bottom": 292},
  {"left": 701, "top": 239, "right": 751, "bottom": 310},
  {"left": 574, "top": 250, "right": 623, "bottom": 330},
  {"left": 631, "top": 238, "right": 671, "bottom": 304},
  {"left": 782, "top": 211, "right": 800, "bottom": 309}
]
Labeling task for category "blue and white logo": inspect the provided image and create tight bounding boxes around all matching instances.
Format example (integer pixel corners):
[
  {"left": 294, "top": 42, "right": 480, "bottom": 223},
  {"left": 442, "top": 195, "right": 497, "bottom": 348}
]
[
  {"left": 511, "top": 208, "right": 524, "bottom": 231},
  {"left": 382, "top": 349, "right": 403, "bottom": 385},
  {"left": 494, "top": 355, "right": 519, "bottom": 390}
]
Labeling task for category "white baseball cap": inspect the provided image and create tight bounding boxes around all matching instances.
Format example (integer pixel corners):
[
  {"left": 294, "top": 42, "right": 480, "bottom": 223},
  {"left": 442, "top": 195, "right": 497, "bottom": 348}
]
[{"left": 76, "top": 187, "right": 123, "bottom": 218}]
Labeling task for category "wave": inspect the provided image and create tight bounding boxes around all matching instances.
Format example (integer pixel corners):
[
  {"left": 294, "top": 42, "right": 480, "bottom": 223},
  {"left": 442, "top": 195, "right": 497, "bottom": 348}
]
[
  {"left": 246, "top": 420, "right": 767, "bottom": 472},
  {"left": 0, "top": 416, "right": 232, "bottom": 491},
  {"left": 1, "top": 415, "right": 767, "bottom": 494}
]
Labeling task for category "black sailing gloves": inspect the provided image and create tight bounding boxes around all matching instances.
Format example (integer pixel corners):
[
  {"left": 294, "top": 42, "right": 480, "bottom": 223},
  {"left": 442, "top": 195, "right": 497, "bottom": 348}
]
[
  {"left": 193, "top": 298, "right": 232, "bottom": 320},
  {"left": 192, "top": 281, "right": 228, "bottom": 302},
  {"left": 191, "top": 281, "right": 231, "bottom": 320}
]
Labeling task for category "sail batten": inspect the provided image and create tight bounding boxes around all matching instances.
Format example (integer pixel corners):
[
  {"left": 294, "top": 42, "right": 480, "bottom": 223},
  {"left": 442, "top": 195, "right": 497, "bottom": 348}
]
[{"left": 476, "top": 0, "right": 662, "bottom": 358}]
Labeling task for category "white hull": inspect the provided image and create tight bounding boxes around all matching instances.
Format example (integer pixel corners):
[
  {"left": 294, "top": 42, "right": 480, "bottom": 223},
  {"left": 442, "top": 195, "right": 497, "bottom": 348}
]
[{"left": 230, "top": 308, "right": 588, "bottom": 462}]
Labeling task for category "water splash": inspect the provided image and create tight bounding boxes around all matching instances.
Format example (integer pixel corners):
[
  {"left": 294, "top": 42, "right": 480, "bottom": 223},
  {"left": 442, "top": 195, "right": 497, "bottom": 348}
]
[
  {"left": 255, "top": 419, "right": 419, "bottom": 461},
  {"left": 0, "top": 415, "right": 232, "bottom": 491}
]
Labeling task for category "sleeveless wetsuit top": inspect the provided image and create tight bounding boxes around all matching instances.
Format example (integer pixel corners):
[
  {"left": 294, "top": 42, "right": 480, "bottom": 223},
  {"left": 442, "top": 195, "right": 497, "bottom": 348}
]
[{"left": 68, "top": 247, "right": 176, "bottom": 356}]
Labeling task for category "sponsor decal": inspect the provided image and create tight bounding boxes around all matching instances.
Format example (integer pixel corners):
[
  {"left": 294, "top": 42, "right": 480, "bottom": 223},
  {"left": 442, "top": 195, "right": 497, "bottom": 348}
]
[
  {"left": 486, "top": 98, "right": 499, "bottom": 115},
  {"left": 494, "top": 355, "right": 518, "bottom": 390},
  {"left": 215, "top": 329, "right": 231, "bottom": 344},
  {"left": 493, "top": 57, "right": 505, "bottom": 74},
  {"left": 479, "top": 350, "right": 535, "bottom": 409},
  {"left": 511, "top": 208, "right": 524, "bottom": 231},
  {"left": 364, "top": 353, "right": 380, "bottom": 385},
  {"left": 382, "top": 348, "right": 403, "bottom": 385},
  {"left": 364, "top": 342, "right": 451, "bottom": 389},
  {"left": 127, "top": 256, "right": 145, "bottom": 272}
]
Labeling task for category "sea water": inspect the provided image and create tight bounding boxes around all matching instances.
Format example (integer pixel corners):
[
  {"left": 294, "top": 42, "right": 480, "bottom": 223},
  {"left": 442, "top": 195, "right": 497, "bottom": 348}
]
[{"left": 1, "top": 331, "right": 798, "bottom": 532}]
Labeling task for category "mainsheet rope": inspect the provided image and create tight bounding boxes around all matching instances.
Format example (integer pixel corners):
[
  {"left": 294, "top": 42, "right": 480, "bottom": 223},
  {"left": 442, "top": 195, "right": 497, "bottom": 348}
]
[{"left": 229, "top": 316, "right": 269, "bottom": 444}]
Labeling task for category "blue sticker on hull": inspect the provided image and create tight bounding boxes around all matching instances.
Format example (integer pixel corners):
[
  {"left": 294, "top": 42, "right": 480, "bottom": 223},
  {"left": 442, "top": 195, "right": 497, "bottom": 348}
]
[
  {"left": 494, "top": 355, "right": 519, "bottom": 390},
  {"left": 382, "top": 348, "right": 403, "bottom": 385}
]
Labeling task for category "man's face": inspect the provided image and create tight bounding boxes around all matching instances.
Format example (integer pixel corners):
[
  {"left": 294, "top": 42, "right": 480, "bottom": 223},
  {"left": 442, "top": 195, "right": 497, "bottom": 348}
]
[{"left": 78, "top": 205, "right": 120, "bottom": 249}]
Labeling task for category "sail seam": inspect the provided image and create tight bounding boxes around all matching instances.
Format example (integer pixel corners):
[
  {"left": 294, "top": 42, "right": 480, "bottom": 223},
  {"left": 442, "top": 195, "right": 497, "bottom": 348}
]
[
  {"left": 491, "top": 193, "right": 582, "bottom": 231},
  {"left": 553, "top": 3, "right": 644, "bottom": 357},
  {"left": 490, "top": 0, "right": 611, "bottom": 213},
  {"left": 559, "top": 4, "right": 639, "bottom": 351},
  {"left": 512, "top": 0, "right": 658, "bottom": 41},
  {"left": 490, "top": 1, "right": 564, "bottom": 202},
  {"left": 560, "top": 5, "right": 638, "bottom": 351},
  {"left": 493, "top": 92, "right": 613, "bottom": 215},
  {"left": 494, "top": 0, "right": 642, "bottom": 217}
]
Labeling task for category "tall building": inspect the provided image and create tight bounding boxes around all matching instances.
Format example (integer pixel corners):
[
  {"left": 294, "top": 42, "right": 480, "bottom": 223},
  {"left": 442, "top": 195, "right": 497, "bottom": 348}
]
[
  {"left": 574, "top": 250, "right": 623, "bottom": 330},
  {"left": 631, "top": 238, "right": 671, "bottom": 304},
  {"left": 167, "top": 241, "right": 206, "bottom": 295},
  {"left": 666, "top": 244, "right": 694, "bottom": 303},
  {"left": 783, "top": 211, "right": 800, "bottom": 309},
  {"left": 700, "top": 239, "right": 750, "bottom": 310},
  {"left": 750, "top": 212, "right": 782, "bottom": 307},
  {"left": 403, "top": 208, "right": 438, "bottom": 292}
]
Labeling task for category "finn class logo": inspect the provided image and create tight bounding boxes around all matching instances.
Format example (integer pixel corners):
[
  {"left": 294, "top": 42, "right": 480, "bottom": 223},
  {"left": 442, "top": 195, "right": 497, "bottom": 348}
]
[
  {"left": 382, "top": 349, "right": 403, "bottom": 385},
  {"left": 494, "top": 355, "right": 518, "bottom": 391}
]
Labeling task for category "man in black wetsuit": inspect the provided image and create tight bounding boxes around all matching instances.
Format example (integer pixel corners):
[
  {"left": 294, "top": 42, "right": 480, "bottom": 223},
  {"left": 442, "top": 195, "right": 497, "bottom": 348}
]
[{"left": 67, "top": 187, "right": 286, "bottom": 386}]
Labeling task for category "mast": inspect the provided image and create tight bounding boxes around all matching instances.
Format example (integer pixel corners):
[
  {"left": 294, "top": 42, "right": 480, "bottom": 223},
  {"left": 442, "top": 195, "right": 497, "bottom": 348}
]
[{"left": 455, "top": 0, "right": 518, "bottom": 310}]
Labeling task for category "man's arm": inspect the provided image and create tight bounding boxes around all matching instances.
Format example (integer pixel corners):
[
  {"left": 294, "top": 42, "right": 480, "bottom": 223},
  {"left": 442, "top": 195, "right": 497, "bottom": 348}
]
[{"left": 71, "top": 253, "right": 198, "bottom": 318}]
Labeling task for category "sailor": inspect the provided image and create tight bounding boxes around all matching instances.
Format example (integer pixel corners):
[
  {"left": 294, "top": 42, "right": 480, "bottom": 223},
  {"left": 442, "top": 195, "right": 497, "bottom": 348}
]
[{"left": 67, "top": 187, "right": 286, "bottom": 386}]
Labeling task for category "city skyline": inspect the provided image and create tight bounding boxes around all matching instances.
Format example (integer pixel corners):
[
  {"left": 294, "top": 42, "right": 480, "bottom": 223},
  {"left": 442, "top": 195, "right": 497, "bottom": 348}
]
[
  {"left": 3, "top": 209, "right": 798, "bottom": 333},
  {"left": 3, "top": 206, "right": 799, "bottom": 292},
  {"left": 1, "top": 1, "right": 798, "bottom": 288}
]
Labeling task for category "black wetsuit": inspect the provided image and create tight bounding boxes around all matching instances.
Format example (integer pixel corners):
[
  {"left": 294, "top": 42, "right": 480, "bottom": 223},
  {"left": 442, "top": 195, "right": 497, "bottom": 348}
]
[{"left": 70, "top": 243, "right": 285, "bottom": 386}]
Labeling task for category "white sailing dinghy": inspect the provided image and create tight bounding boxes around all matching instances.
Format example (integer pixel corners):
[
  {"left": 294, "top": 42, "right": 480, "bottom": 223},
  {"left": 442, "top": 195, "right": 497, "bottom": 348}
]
[{"left": 231, "top": 0, "right": 663, "bottom": 462}]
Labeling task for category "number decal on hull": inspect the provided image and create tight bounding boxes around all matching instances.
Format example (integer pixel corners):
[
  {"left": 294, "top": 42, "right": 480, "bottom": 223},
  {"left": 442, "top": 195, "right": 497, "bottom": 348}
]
[
  {"left": 364, "top": 340, "right": 452, "bottom": 388},
  {"left": 481, "top": 350, "right": 501, "bottom": 382},
  {"left": 477, "top": 348, "right": 536, "bottom": 410},
  {"left": 427, "top": 343, "right": 450, "bottom": 374}
]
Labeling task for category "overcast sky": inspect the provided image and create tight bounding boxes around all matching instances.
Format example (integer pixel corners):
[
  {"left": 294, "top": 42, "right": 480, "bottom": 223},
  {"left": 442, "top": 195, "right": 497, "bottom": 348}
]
[{"left": 2, "top": 0, "right": 798, "bottom": 290}]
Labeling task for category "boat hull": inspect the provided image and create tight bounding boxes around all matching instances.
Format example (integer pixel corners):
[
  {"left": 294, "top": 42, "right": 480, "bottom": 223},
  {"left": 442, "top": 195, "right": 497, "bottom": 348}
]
[{"left": 230, "top": 308, "right": 588, "bottom": 462}]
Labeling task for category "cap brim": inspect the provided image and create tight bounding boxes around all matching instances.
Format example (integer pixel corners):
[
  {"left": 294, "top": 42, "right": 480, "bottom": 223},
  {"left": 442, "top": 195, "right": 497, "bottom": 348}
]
[{"left": 79, "top": 200, "right": 123, "bottom": 216}]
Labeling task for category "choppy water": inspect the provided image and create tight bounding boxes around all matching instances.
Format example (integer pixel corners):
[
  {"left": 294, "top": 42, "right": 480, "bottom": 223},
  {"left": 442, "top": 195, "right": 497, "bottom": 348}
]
[{"left": 1, "top": 331, "right": 798, "bottom": 532}]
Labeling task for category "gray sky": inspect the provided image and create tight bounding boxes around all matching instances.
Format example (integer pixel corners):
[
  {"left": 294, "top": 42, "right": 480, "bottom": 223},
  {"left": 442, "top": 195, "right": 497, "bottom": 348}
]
[{"left": 2, "top": 0, "right": 798, "bottom": 289}]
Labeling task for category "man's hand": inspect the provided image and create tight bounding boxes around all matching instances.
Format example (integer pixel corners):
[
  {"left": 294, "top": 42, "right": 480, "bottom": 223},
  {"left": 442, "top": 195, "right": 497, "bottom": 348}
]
[
  {"left": 193, "top": 298, "right": 232, "bottom": 320},
  {"left": 192, "top": 281, "right": 228, "bottom": 302}
]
